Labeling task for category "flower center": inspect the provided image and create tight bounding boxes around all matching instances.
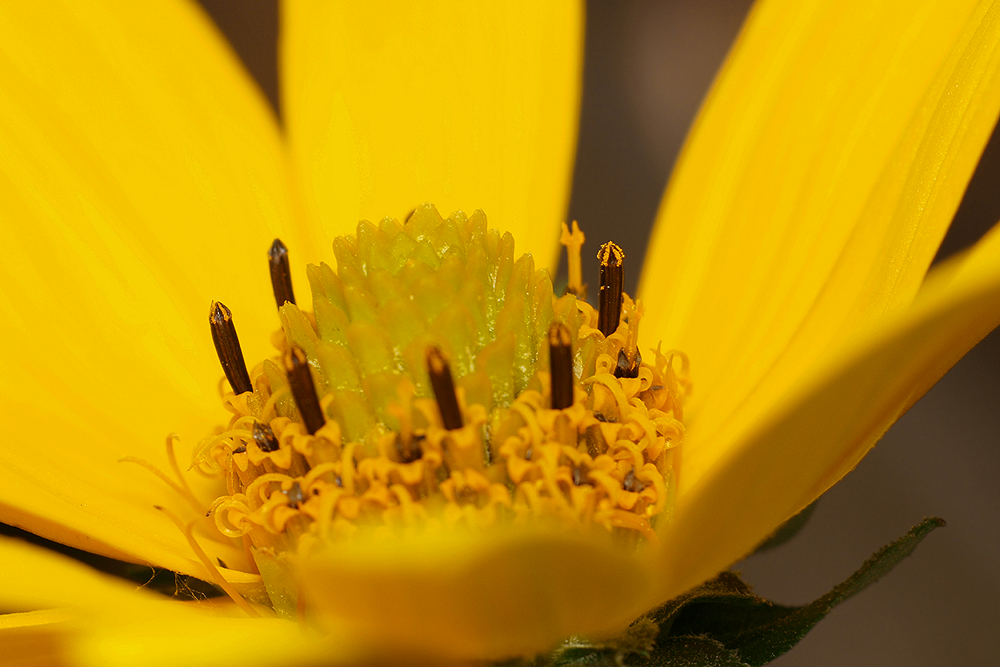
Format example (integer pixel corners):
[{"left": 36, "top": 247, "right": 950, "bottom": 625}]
[{"left": 197, "top": 205, "right": 689, "bottom": 564}]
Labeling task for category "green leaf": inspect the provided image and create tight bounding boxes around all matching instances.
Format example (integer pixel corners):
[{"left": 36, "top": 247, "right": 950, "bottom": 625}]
[
  {"left": 648, "top": 517, "right": 945, "bottom": 666},
  {"left": 643, "top": 637, "right": 750, "bottom": 667},
  {"left": 521, "top": 634, "right": 750, "bottom": 667},
  {"left": 544, "top": 619, "right": 660, "bottom": 666},
  {"left": 752, "top": 500, "right": 819, "bottom": 554},
  {"left": 510, "top": 518, "right": 944, "bottom": 667}
]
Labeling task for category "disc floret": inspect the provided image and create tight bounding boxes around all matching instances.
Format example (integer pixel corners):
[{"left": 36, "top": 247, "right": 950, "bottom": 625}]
[{"left": 197, "top": 205, "right": 689, "bottom": 574}]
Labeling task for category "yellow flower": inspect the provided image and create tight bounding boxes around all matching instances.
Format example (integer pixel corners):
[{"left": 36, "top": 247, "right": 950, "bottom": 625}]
[{"left": 1, "top": 0, "right": 999, "bottom": 665}]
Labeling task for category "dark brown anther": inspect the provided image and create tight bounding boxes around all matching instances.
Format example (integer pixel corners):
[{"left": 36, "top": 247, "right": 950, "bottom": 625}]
[
  {"left": 623, "top": 468, "right": 645, "bottom": 493},
  {"left": 285, "top": 482, "right": 304, "bottom": 509},
  {"left": 584, "top": 424, "right": 603, "bottom": 458},
  {"left": 597, "top": 242, "right": 625, "bottom": 337},
  {"left": 426, "top": 347, "right": 463, "bottom": 430},
  {"left": 549, "top": 323, "right": 574, "bottom": 409},
  {"left": 614, "top": 346, "right": 642, "bottom": 379},
  {"left": 268, "top": 238, "right": 296, "bottom": 308},
  {"left": 396, "top": 432, "right": 424, "bottom": 463},
  {"left": 209, "top": 301, "right": 253, "bottom": 395},
  {"left": 284, "top": 346, "right": 326, "bottom": 435},
  {"left": 252, "top": 422, "right": 280, "bottom": 453}
]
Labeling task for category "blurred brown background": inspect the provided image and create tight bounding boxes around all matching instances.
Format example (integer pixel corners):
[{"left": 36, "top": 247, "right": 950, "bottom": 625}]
[{"left": 198, "top": 1, "right": 999, "bottom": 665}]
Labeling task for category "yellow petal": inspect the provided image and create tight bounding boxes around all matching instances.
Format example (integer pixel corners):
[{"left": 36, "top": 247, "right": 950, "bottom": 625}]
[
  {"left": 0, "top": 1, "right": 296, "bottom": 573},
  {"left": 650, "top": 220, "right": 1000, "bottom": 605},
  {"left": 0, "top": 536, "right": 165, "bottom": 612},
  {"left": 298, "top": 526, "right": 651, "bottom": 660},
  {"left": 0, "top": 538, "right": 344, "bottom": 667},
  {"left": 639, "top": 0, "right": 1000, "bottom": 450},
  {"left": 0, "top": 610, "right": 68, "bottom": 667},
  {"left": 281, "top": 0, "right": 583, "bottom": 271}
]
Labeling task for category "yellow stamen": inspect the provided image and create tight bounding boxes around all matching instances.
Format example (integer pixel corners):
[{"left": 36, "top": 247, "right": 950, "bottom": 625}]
[
  {"left": 165, "top": 434, "right": 199, "bottom": 505},
  {"left": 560, "top": 220, "right": 586, "bottom": 297},
  {"left": 119, "top": 435, "right": 202, "bottom": 514},
  {"left": 155, "top": 505, "right": 260, "bottom": 617}
]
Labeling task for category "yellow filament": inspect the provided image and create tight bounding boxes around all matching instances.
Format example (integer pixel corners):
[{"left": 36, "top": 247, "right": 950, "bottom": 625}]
[
  {"left": 626, "top": 412, "right": 658, "bottom": 450},
  {"left": 165, "top": 434, "right": 199, "bottom": 505},
  {"left": 119, "top": 455, "right": 202, "bottom": 514},
  {"left": 626, "top": 298, "right": 644, "bottom": 362},
  {"left": 314, "top": 488, "right": 345, "bottom": 540},
  {"left": 261, "top": 386, "right": 290, "bottom": 422},
  {"left": 211, "top": 498, "right": 253, "bottom": 538},
  {"left": 340, "top": 443, "right": 358, "bottom": 494},
  {"left": 560, "top": 221, "right": 586, "bottom": 296},
  {"left": 587, "top": 373, "right": 632, "bottom": 419},
  {"left": 155, "top": 505, "right": 260, "bottom": 617},
  {"left": 257, "top": 494, "right": 293, "bottom": 533},
  {"left": 511, "top": 401, "right": 545, "bottom": 450},
  {"left": 301, "top": 462, "right": 341, "bottom": 488},
  {"left": 600, "top": 509, "right": 658, "bottom": 545},
  {"left": 246, "top": 473, "right": 293, "bottom": 504},
  {"left": 643, "top": 466, "right": 668, "bottom": 515}
]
